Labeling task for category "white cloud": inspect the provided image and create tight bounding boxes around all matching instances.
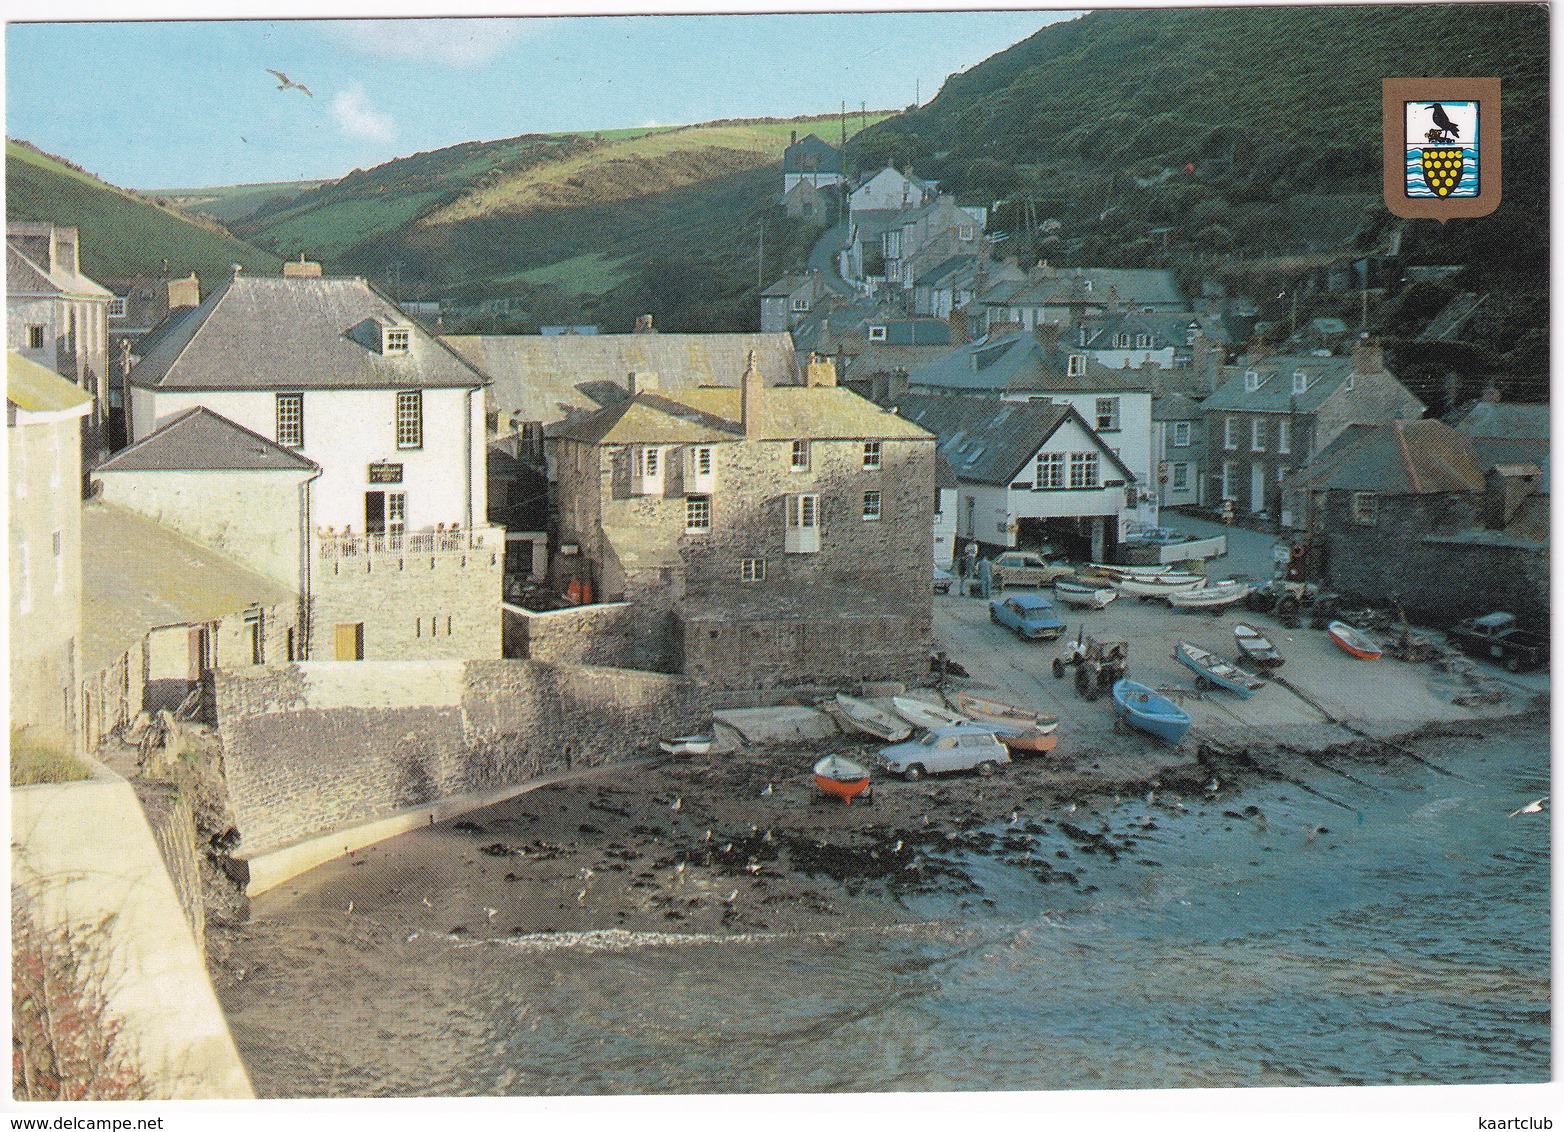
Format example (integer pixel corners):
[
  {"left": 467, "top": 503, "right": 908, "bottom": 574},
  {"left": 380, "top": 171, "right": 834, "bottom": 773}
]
[
  {"left": 330, "top": 18, "right": 534, "bottom": 67},
  {"left": 331, "top": 84, "right": 396, "bottom": 143}
]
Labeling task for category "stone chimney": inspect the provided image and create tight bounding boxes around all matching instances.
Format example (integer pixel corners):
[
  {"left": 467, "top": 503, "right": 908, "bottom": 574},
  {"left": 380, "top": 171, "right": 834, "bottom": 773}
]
[
  {"left": 740, "top": 350, "right": 763, "bottom": 439},
  {"left": 167, "top": 272, "right": 200, "bottom": 310},
  {"left": 1484, "top": 464, "right": 1541, "bottom": 530},
  {"left": 791, "top": 130, "right": 798, "bottom": 145},
  {"left": 634, "top": 314, "right": 655, "bottom": 334},
  {"left": 627, "top": 370, "right": 658, "bottom": 396},
  {"left": 1107, "top": 284, "right": 1121, "bottom": 312},
  {"left": 804, "top": 353, "right": 837, "bottom": 388},
  {"left": 1352, "top": 334, "right": 1384, "bottom": 373},
  {"left": 948, "top": 306, "right": 969, "bottom": 345},
  {"left": 282, "top": 254, "right": 322, "bottom": 278}
]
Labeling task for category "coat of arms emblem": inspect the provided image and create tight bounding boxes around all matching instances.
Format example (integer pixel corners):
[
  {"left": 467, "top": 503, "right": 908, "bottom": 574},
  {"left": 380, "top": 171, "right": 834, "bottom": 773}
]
[{"left": 1383, "top": 78, "right": 1500, "bottom": 221}]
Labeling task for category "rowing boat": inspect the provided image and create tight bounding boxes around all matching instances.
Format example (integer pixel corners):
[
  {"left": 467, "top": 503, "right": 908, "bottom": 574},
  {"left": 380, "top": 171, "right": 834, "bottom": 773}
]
[
  {"left": 833, "top": 693, "right": 912, "bottom": 742},
  {"left": 953, "top": 691, "right": 1060, "bottom": 753},
  {"left": 1173, "top": 641, "right": 1265, "bottom": 698},
  {"left": 1111, "top": 678, "right": 1192, "bottom": 744},
  {"left": 1233, "top": 622, "right": 1284, "bottom": 669},
  {"left": 813, "top": 754, "right": 871, "bottom": 804},
  {"left": 1327, "top": 621, "right": 1382, "bottom": 660},
  {"left": 889, "top": 695, "right": 968, "bottom": 731}
]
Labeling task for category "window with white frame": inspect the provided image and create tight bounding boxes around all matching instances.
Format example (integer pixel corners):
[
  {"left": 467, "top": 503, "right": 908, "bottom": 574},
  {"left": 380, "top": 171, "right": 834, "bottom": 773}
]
[
  {"left": 1095, "top": 397, "right": 1120, "bottom": 431},
  {"left": 396, "top": 390, "right": 423, "bottom": 449},
  {"left": 862, "top": 441, "right": 881, "bottom": 469},
  {"left": 685, "top": 494, "right": 711, "bottom": 533},
  {"left": 958, "top": 226, "right": 976, "bottom": 241},
  {"left": 1135, "top": 333, "right": 1151, "bottom": 348},
  {"left": 383, "top": 326, "right": 411, "bottom": 355},
  {"left": 276, "top": 393, "right": 304, "bottom": 448},
  {"left": 1345, "top": 374, "right": 1355, "bottom": 392},
  {"left": 107, "top": 296, "right": 127, "bottom": 318},
  {"left": 1034, "top": 451, "right": 1064, "bottom": 489},
  {"left": 790, "top": 439, "right": 810, "bottom": 470},
  {"left": 387, "top": 492, "right": 406, "bottom": 540},
  {"left": 1067, "top": 354, "right": 1087, "bottom": 377},
  {"left": 1113, "top": 332, "right": 1131, "bottom": 348},
  {"left": 1277, "top": 419, "right": 1291, "bottom": 454},
  {"left": 687, "top": 445, "right": 715, "bottom": 491},
  {"left": 868, "top": 325, "right": 887, "bottom": 342},
  {"left": 740, "top": 558, "right": 766, "bottom": 582},
  {"left": 1223, "top": 417, "right": 1238, "bottom": 449},
  {"left": 632, "top": 445, "right": 666, "bottom": 495},
  {"left": 1069, "top": 452, "right": 1100, "bottom": 488},
  {"left": 785, "top": 493, "right": 821, "bottom": 553},
  {"left": 1251, "top": 419, "right": 1265, "bottom": 451},
  {"left": 1292, "top": 371, "right": 1308, "bottom": 394},
  {"left": 792, "top": 297, "right": 810, "bottom": 312},
  {"left": 1172, "top": 421, "right": 1191, "bottom": 447},
  {"left": 1221, "top": 461, "right": 1237, "bottom": 501},
  {"left": 1244, "top": 369, "right": 1261, "bottom": 392},
  {"left": 1352, "top": 492, "right": 1378, "bottom": 525},
  {"left": 862, "top": 490, "right": 881, "bottom": 520},
  {"left": 1171, "top": 463, "right": 1189, "bottom": 489}
]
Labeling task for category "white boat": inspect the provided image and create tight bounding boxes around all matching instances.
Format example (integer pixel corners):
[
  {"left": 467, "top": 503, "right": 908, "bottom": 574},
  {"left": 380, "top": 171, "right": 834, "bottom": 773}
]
[
  {"left": 1053, "top": 576, "right": 1120, "bottom": 609},
  {"left": 889, "top": 695, "right": 969, "bottom": 731},
  {"left": 1114, "top": 572, "right": 1207, "bottom": 599},
  {"left": 1083, "top": 561, "right": 1174, "bottom": 580},
  {"left": 1167, "top": 580, "right": 1253, "bottom": 612},
  {"left": 833, "top": 693, "right": 912, "bottom": 742},
  {"left": 658, "top": 734, "right": 714, "bottom": 754},
  {"left": 1173, "top": 641, "right": 1265, "bottom": 698}
]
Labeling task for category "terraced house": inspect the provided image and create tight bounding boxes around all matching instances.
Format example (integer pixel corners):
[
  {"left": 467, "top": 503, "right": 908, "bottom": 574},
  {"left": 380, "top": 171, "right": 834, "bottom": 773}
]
[
  {"left": 555, "top": 355, "right": 936, "bottom": 690},
  {"left": 122, "top": 265, "right": 500, "bottom": 661}
]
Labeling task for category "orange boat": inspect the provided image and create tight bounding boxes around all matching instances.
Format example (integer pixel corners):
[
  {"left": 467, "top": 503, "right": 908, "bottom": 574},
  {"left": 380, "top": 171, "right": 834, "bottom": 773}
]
[
  {"left": 1327, "top": 620, "right": 1383, "bottom": 660},
  {"left": 813, "top": 755, "right": 871, "bottom": 804}
]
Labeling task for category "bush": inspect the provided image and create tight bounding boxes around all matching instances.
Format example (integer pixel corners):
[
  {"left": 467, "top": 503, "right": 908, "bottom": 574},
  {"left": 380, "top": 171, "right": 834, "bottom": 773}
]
[
  {"left": 10, "top": 731, "right": 90, "bottom": 787},
  {"left": 12, "top": 889, "right": 151, "bottom": 1100}
]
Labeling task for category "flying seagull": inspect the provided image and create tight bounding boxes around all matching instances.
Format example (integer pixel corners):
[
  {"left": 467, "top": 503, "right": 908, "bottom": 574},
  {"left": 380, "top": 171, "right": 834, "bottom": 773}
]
[
  {"left": 1427, "top": 103, "right": 1459, "bottom": 138},
  {"left": 1509, "top": 797, "right": 1547, "bottom": 818},
  {"left": 267, "top": 69, "right": 313, "bottom": 97}
]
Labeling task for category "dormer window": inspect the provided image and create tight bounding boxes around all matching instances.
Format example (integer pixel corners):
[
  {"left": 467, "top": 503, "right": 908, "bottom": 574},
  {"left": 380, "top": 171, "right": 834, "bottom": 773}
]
[
  {"left": 1244, "top": 369, "right": 1261, "bottom": 392},
  {"left": 382, "top": 325, "right": 412, "bottom": 355},
  {"left": 868, "top": 325, "right": 887, "bottom": 342},
  {"left": 1113, "top": 333, "right": 1131, "bottom": 348},
  {"left": 1135, "top": 334, "right": 1151, "bottom": 348},
  {"left": 792, "top": 298, "right": 810, "bottom": 312},
  {"left": 1067, "top": 354, "right": 1086, "bottom": 377},
  {"left": 1292, "top": 371, "right": 1308, "bottom": 394}
]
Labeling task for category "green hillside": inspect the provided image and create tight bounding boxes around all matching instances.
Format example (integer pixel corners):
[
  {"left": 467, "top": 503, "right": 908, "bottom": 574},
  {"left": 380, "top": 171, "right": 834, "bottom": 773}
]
[
  {"left": 849, "top": 4, "right": 1548, "bottom": 403},
  {"left": 6, "top": 140, "right": 283, "bottom": 286},
  {"left": 146, "top": 180, "right": 327, "bottom": 225}
]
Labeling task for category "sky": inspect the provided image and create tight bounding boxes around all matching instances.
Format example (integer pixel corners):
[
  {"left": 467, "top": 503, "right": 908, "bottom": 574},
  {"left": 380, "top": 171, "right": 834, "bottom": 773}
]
[{"left": 4, "top": 6, "right": 1078, "bottom": 190}]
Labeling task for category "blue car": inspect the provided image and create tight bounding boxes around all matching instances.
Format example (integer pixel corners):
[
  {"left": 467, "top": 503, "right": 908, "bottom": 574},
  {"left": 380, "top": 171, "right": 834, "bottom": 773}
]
[{"left": 989, "top": 593, "right": 1066, "bottom": 641}]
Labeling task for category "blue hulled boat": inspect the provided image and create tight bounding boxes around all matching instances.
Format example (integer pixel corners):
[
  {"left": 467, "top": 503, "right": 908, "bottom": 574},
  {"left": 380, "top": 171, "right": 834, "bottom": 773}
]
[{"left": 1111, "top": 678, "right": 1192, "bottom": 744}]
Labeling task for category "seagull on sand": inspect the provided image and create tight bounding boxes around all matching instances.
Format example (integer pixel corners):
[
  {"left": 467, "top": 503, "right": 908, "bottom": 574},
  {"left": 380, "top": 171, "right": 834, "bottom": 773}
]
[
  {"left": 484, "top": 906, "right": 498, "bottom": 921},
  {"left": 671, "top": 797, "right": 682, "bottom": 811},
  {"left": 1509, "top": 797, "right": 1548, "bottom": 818},
  {"left": 345, "top": 900, "right": 354, "bottom": 915},
  {"left": 421, "top": 895, "right": 433, "bottom": 908},
  {"left": 724, "top": 890, "right": 739, "bottom": 904},
  {"left": 267, "top": 69, "right": 313, "bottom": 96},
  {"left": 760, "top": 783, "right": 774, "bottom": 796}
]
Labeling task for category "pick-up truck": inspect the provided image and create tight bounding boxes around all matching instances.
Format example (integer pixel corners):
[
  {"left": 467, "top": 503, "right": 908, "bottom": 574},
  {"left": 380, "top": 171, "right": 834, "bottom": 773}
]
[{"left": 1445, "top": 612, "right": 1549, "bottom": 672}]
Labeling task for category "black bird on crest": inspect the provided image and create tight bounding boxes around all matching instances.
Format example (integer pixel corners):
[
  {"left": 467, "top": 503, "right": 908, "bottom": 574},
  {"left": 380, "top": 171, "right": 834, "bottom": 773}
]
[{"left": 1426, "top": 102, "right": 1459, "bottom": 141}]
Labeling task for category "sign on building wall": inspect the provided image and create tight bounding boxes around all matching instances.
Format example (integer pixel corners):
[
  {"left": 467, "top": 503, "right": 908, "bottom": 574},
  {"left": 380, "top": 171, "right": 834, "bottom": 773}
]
[{"left": 368, "top": 462, "right": 404, "bottom": 484}]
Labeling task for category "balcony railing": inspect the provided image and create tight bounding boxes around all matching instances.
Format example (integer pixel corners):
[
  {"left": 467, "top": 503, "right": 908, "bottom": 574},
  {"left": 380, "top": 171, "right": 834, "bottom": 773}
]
[{"left": 316, "top": 524, "right": 493, "bottom": 559}]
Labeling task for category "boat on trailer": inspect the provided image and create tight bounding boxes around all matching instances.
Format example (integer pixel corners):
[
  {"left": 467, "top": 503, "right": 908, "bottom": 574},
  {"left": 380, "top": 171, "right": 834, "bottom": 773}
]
[
  {"left": 953, "top": 691, "right": 1060, "bottom": 753},
  {"left": 832, "top": 693, "right": 913, "bottom": 742},
  {"left": 1114, "top": 572, "right": 1207, "bottom": 600},
  {"left": 1167, "top": 580, "right": 1252, "bottom": 612},
  {"left": 1327, "top": 621, "right": 1383, "bottom": 660},
  {"left": 812, "top": 754, "right": 871, "bottom": 804},
  {"left": 1111, "top": 678, "right": 1192, "bottom": 744},
  {"left": 1053, "top": 575, "right": 1120, "bottom": 609},
  {"left": 1173, "top": 641, "right": 1265, "bottom": 698},
  {"left": 1233, "top": 622, "right": 1285, "bottom": 669}
]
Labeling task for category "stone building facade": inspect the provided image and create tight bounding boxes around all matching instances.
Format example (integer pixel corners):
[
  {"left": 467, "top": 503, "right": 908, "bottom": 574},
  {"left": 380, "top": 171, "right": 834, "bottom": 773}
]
[{"left": 555, "top": 356, "right": 936, "bottom": 688}]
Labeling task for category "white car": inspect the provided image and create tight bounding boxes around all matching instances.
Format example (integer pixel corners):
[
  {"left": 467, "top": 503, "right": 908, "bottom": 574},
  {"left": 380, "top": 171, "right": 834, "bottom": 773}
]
[
  {"left": 989, "top": 551, "right": 1074, "bottom": 587},
  {"left": 878, "top": 726, "right": 1011, "bottom": 781}
]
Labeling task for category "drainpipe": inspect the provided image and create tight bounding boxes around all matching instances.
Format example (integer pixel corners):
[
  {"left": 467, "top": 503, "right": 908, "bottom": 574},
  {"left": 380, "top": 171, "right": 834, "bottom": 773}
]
[
  {"left": 301, "top": 467, "right": 320, "bottom": 659},
  {"left": 465, "top": 387, "right": 476, "bottom": 537}
]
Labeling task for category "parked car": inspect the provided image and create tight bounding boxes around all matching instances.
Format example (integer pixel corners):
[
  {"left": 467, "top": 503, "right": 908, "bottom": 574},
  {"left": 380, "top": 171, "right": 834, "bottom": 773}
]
[
  {"left": 933, "top": 566, "right": 955, "bottom": 594},
  {"left": 989, "top": 550, "right": 1074, "bottom": 587},
  {"left": 989, "top": 593, "right": 1067, "bottom": 640},
  {"left": 1446, "top": 612, "right": 1549, "bottom": 672},
  {"left": 878, "top": 725, "right": 1011, "bottom": 781}
]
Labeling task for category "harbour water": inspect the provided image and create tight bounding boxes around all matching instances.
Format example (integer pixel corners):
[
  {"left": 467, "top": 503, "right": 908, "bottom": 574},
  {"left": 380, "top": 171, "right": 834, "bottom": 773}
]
[{"left": 221, "top": 718, "right": 1549, "bottom": 1097}]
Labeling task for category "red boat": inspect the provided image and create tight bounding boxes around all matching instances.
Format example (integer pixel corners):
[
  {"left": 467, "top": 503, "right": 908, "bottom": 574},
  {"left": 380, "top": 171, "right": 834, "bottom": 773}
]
[
  {"left": 1327, "top": 620, "right": 1382, "bottom": 660},
  {"left": 813, "top": 755, "right": 871, "bottom": 804}
]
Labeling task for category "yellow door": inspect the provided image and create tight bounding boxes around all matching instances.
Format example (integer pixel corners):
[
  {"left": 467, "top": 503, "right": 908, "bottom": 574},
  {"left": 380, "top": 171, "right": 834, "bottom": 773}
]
[{"left": 334, "top": 622, "right": 364, "bottom": 661}]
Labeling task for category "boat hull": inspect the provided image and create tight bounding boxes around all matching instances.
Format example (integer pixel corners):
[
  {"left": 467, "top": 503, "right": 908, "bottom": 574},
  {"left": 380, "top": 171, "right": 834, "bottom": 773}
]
[
  {"left": 1053, "top": 578, "right": 1119, "bottom": 609},
  {"left": 1233, "top": 623, "right": 1284, "bottom": 668},
  {"left": 1174, "top": 642, "right": 1264, "bottom": 698},
  {"left": 889, "top": 695, "right": 968, "bottom": 731},
  {"left": 1167, "top": 582, "right": 1251, "bottom": 610},
  {"left": 954, "top": 691, "right": 1060, "bottom": 735},
  {"left": 833, "top": 694, "right": 912, "bottom": 742},
  {"left": 1115, "top": 574, "right": 1207, "bottom": 599},
  {"left": 1328, "top": 621, "right": 1382, "bottom": 660},
  {"left": 1112, "top": 679, "right": 1192, "bottom": 744},
  {"left": 812, "top": 755, "right": 871, "bottom": 804},
  {"left": 658, "top": 735, "right": 714, "bottom": 754}
]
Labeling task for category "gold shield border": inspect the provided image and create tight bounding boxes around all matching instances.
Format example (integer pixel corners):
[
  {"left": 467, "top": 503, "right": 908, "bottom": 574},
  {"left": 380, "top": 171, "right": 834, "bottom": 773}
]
[{"left": 1383, "top": 77, "right": 1501, "bottom": 222}]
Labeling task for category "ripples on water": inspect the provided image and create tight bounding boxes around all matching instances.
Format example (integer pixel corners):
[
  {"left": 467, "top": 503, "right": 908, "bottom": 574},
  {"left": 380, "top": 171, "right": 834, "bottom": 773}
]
[{"left": 225, "top": 725, "right": 1550, "bottom": 1096}]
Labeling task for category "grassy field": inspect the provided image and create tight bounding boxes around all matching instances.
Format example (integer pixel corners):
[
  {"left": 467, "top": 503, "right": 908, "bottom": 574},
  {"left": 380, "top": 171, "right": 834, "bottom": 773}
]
[
  {"left": 10, "top": 731, "right": 91, "bottom": 786},
  {"left": 147, "top": 180, "right": 328, "bottom": 224},
  {"left": 246, "top": 190, "right": 449, "bottom": 264},
  {"left": 498, "top": 252, "right": 631, "bottom": 295},
  {"left": 426, "top": 113, "right": 893, "bottom": 224},
  {"left": 6, "top": 140, "right": 282, "bottom": 286}
]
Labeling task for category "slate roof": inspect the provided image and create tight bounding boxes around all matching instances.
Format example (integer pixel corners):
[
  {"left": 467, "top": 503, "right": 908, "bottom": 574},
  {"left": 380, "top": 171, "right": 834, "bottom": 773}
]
[
  {"left": 980, "top": 267, "right": 1184, "bottom": 311},
  {"left": 903, "top": 331, "right": 1160, "bottom": 395},
  {"left": 443, "top": 331, "right": 800, "bottom": 434},
  {"left": 1152, "top": 393, "right": 1204, "bottom": 422},
  {"left": 1201, "top": 354, "right": 1359, "bottom": 413},
  {"left": 556, "top": 383, "right": 933, "bottom": 446},
  {"left": 892, "top": 393, "right": 1134, "bottom": 486},
  {"left": 6, "top": 242, "right": 113, "bottom": 300},
  {"left": 7, "top": 351, "right": 92, "bottom": 414},
  {"left": 1452, "top": 400, "right": 1550, "bottom": 441},
  {"left": 94, "top": 406, "right": 318, "bottom": 474},
  {"left": 1284, "top": 419, "right": 1485, "bottom": 494},
  {"left": 80, "top": 500, "right": 296, "bottom": 672},
  {"left": 128, "top": 274, "right": 487, "bottom": 392},
  {"left": 1080, "top": 309, "right": 1225, "bottom": 350}
]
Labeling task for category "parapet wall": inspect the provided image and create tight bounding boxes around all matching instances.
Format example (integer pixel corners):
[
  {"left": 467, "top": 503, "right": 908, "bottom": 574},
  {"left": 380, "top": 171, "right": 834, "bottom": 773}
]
[{"left": 215, "top": 658, "right": 701, "bottom": 858}]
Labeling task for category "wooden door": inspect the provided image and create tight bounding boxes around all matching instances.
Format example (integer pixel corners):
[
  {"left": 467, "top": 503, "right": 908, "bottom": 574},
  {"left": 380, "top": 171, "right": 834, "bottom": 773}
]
[{"left": 333, "top": 622, "right": 364, "bottom": 661}]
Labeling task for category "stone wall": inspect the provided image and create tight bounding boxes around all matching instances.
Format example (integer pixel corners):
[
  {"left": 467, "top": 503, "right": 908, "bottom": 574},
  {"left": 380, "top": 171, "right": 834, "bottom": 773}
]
[
  {"left": 502, "top": 601, "right": 668, "bottom": 671},
  {"left": 676, "top": 605, "right": 929, "bottom": 692},
  {"left": 215, "top": 658, "right": 701, "bottom": 858},
  {"left": 309, "top": 532, "right": 502, "bottom": 661}
]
